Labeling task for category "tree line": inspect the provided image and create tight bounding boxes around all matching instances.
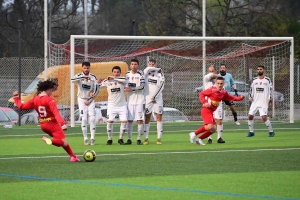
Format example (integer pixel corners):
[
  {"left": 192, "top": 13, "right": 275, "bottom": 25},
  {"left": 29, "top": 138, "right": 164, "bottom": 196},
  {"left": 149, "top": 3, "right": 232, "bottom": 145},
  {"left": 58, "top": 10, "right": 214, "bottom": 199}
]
[{"left": 0, "top": 0, "right": 299, "bottom": 58}]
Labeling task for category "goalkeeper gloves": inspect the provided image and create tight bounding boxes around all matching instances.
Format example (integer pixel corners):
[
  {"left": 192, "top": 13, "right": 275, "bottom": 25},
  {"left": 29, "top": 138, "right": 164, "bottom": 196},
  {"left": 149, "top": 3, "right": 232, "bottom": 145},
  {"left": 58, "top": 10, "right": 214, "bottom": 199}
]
[{"left": 234, "top": 89, "right": 239, "bottom": 96}]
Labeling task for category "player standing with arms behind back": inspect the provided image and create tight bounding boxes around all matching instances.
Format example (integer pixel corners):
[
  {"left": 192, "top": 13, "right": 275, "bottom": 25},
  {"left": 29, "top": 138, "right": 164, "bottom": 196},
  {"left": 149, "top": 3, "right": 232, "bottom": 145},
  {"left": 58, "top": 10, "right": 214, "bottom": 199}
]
[
  {"left": 247, "top": 65, "right": 275, "bottom": 137},
  {"left": 143, "top": 59, "right": 165, "bottom": 145},
  {"left": 71, "top": 61, "right": 98, "bottom": 146},
  {"left": 124, "top": 59, "right": 145, "bottom": 145},
  {"left": 13, "top": 79, "right": 80, "bottom": 162}
]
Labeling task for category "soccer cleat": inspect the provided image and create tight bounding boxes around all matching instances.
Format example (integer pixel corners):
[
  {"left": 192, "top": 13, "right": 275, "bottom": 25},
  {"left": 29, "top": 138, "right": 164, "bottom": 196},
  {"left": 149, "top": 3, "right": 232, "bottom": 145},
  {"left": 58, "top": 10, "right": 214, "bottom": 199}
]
[
  {"left": 268, "top": 132, "right": 275, "bottom": 137},
  {"left": 84, "top": 139, "right": 89, "bottom": 146},
  {"left": 217, "top": 138, "right": 225, "bottom": 143},
  {"left": 247, "top": 132, "right": 255, "bottom": 137},
  {"left": 118, "top": 139, "right": 124, "bottom": 145},
  {"left": 207, "top": 138, "right": 212, "bottom": 144},
  {"left": 189, "top": 132, "right": 196, "bottom": 144},
  {"left": 90, "top": 139, "right": 95, "bottom": 146},
  {"left": 137, "top": 140, "right": 143, "bottom": 145},
  {"left": 106, "top": 140, "right": 113, "bottom": 145},
  {"left": 196, "top": 138, "right": 205, "bottom": 146},
  {"left": 42, "top": 136, "right": 52, "bottom": 145},
  {"left": 235, "top": 121, "right": 241, "bottom": 125},
  {"left": 143, "top": 138, "right": 149, "bottom": 145},
  {"left": 124, "top": 139, "right": 132, "bottom": 145},
  {"left": 156, "top": 138, "right": 162, "bottom": 145},
  {"left": 70, "top": 156, "right": 80, "bottom": 162}
]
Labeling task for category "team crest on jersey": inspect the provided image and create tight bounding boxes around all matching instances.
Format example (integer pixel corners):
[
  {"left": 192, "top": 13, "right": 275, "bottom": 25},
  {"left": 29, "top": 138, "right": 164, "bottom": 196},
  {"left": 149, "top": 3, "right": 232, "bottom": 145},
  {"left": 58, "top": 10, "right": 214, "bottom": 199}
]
[
  {"left": 115, "top": 82, "right": 117, "bottom": 85},
  {"left": 132, "top": 77, "right": 134, "bottom": 80},
  {"left": 260, "top": 82, "right": 262, "bottom": 85}
]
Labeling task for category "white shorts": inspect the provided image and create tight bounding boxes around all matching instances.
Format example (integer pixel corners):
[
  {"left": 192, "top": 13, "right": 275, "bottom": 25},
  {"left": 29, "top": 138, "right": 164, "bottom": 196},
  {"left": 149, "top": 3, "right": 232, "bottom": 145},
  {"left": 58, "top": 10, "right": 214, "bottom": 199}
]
[
  {"left": 127, "top": 104, "right": 145, "bottom": 121},
  {"left": 145, "top": 101, "right": 163, "bottom": 115},
  {"left": 213, "top": 102, "right": 223, "bottom": 120},
  {"left": 248, "top": 104, "right": 268, "bottom": 116},
  {"left": 78, "top": 97, "right": 95, "bottom": 118},
  {"left": 107, "top": 104, "right": 127, "bottom": 121}
]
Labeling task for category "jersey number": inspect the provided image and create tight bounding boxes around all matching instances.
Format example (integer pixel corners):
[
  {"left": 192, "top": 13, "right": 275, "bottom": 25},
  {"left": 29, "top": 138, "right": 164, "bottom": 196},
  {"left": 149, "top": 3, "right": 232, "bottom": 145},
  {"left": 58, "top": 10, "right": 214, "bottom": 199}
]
[{"left": 38, "top": 106, "right": 47, "bottom": 117}]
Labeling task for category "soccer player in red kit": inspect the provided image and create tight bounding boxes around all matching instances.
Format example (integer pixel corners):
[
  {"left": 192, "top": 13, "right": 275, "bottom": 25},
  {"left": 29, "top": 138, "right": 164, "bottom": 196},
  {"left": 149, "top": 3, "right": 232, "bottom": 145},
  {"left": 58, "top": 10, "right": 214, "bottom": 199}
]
[
  {"left": 13, "top": 79, "right": 80, "bottom": 162},
  {"left": 189, "top": 77, "right": 245, "bottom": 145}
]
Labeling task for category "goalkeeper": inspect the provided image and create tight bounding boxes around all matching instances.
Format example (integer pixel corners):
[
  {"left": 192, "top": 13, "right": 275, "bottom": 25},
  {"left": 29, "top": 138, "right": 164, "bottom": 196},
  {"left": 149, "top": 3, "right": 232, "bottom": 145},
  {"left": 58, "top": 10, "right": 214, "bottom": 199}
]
[{"left": 219, "top": 64, "right": 241, "bottom": 125}]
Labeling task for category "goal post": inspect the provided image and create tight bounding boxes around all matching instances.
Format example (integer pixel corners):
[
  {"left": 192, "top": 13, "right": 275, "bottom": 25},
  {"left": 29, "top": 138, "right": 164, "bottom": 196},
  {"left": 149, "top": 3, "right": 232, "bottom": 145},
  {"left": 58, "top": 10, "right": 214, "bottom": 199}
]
[{"left": 66, "top": 35, "right": 294, "bottom": 127}]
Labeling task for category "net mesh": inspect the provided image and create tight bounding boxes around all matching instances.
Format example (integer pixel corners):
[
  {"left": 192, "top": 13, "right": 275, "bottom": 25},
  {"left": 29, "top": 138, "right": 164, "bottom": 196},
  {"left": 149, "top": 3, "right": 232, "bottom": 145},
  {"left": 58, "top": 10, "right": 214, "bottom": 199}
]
[{"left": 48, "top": 38, "right": 292, "bottom": 122}]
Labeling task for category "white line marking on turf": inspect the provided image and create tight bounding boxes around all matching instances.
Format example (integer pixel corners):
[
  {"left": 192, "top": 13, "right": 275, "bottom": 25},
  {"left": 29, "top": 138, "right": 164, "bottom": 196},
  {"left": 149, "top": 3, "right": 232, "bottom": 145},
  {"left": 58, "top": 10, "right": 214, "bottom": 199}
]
[
  {"left": 1, "top": 147, "right": 299, "bottom": 160},
  {"left": 1, "top": 127, "right": 300, "bottom": 137}
]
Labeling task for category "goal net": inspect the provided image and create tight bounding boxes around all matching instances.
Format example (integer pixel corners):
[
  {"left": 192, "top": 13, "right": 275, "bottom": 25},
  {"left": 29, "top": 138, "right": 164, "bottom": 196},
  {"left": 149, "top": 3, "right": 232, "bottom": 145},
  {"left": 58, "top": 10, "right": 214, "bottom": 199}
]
[{"left": 48, "top": 36, "right": 294, "bottom": 126}]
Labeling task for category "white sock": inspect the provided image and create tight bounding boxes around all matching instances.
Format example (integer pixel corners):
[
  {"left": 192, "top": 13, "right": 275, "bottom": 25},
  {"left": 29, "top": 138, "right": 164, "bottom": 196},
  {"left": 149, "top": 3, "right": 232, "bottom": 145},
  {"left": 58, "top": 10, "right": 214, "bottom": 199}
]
[
  {"left": 208, "top": 135, "right": 212, "bottom": 140},
  {"left": 81, "top": 123, "right": 88, "bottom": 140},
  {"left": 89, "top": 116, "right": 96, "bottom": 140},
  {"left": 265, "top": 119, "right": 273, "bottom": 132},
  {"left": 107, "top": 122, "right": 113, "bottom": 139},
  {"left": 119, "top": 122, "right": 127, "bottom": 139},
  {"left": 137, "top": 124, "right": 143, "bottom": 140},
  {"left": 248, "top": 120, "right": 254, "bottom": 132},
  {"left": 144, "top": 123, "right": 150, "bottom": 139},
  {"left": 127, "top": 121, "right": 133, "bottom": 140},
  {"left": 157, "top": 121, "right": 163, "bottom": 139},
  {"left": 217, "top": 124, "right": 223, "bottom": 139}
]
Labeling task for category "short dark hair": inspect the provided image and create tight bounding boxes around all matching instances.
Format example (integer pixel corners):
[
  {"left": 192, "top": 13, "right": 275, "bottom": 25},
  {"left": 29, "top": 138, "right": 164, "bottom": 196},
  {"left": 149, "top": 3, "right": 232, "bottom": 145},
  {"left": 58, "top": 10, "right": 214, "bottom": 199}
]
[
  {"left": 131, "top": 59, "right": 139, "bottom": 65},
  {"left": 257, "top": 65, "right": 265, "bottom": 69},
  {"left": 216, "top": 76, "right": 224, "bottom": 81},
  {"left": 149, "top": 59, "right": 156, "bottom": 64},
  {"left": 220, "top": 64, "right": 226, "bottom": 67},
  {"left": 82, "top": 61, "right": 91, "bottom": 67},
  {"left": 112, "top": 66, "right": 121, "bottom": 72},
  {"left": 37, "top": 79, "right": 58, "bottom": 92}
]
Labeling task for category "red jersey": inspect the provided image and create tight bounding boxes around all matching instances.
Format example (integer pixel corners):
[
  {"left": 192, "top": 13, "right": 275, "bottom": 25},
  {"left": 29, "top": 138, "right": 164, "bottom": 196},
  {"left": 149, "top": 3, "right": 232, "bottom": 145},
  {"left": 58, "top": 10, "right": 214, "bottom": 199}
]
[
  {"left": 199, "top": 86, "right": 243, "bottom": 111},
  {"left": 14, "top": 95, "right": 65, "bottom": 125}
]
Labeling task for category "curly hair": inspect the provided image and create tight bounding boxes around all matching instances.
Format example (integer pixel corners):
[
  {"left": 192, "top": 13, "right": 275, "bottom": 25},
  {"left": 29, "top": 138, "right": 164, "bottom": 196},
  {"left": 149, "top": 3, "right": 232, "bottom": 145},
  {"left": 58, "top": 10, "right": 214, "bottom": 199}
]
[{"left": 37, "top": 79, "right": 58, "bottom": 92}]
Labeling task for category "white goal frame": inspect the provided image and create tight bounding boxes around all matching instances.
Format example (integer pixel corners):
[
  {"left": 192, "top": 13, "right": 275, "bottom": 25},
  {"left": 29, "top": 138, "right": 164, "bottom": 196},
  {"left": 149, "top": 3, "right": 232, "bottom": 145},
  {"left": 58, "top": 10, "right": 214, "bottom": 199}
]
[{"left": 69, "top": 35, "right": 294, "bottom": 127}]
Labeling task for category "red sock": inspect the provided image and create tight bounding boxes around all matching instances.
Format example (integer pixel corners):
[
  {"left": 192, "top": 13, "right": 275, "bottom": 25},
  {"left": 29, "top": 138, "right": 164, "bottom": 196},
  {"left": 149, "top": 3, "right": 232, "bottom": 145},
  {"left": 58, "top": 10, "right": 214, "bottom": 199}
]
[
  {"left": 195, "top": 125, "right": 206, "bottom": 135},
  {"left": 200, "top": 131, "right": 212, "bottom": 140},
  {"left": 63, "top": 144, "right": 76, "bottom": 157},
  {"left": 51, "top": 138, "right": 64, "bottom": 147}
]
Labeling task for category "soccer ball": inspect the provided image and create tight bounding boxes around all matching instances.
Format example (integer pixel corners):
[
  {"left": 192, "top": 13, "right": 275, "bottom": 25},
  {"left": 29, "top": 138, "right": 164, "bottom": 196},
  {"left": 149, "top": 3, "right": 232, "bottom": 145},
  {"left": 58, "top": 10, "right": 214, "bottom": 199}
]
[{"left": 83, "top": 149, "right": 96, "bottom": 162}]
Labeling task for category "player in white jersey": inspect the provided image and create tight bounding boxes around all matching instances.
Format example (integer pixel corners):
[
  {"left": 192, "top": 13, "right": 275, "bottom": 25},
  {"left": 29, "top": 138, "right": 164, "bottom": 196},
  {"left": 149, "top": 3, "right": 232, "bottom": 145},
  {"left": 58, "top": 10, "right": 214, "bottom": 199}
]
[
  {"left": 71, "top": 61, "right": 98, "bottom": 146},
  {"left": 96, "top": 66, "right": 128, "bottom": 145},
  {"left": 195, "top": 65, "right": 225, "bottom": 144},
  {"left": 247, "top": 65, "right": 275, "bottom": 137},
  {"left": 143, "top": 59, "right": 164, "bottom": 145},
  {"left": 219, "top": 64, "right": 240, "bottom": 125},
  {"left": 124, "top": 59, "right": 145, "bottom": 145}
]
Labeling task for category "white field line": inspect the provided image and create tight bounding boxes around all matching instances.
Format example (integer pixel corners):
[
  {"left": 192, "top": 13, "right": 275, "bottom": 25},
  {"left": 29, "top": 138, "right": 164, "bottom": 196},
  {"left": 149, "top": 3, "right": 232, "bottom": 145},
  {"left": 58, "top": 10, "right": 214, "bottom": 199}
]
[
  {"left": 0, "top": 147, "right": 299, "bottom": 160},
  {"left": 0, "top": 126, "right": 300, "bottom": 137}
]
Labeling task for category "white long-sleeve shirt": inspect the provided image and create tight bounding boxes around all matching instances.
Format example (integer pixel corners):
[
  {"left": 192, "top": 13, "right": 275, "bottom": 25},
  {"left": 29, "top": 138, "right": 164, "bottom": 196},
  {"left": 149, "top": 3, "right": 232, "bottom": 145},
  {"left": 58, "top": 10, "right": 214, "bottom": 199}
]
[
  {"left": 71, "top": 72, "right": 98, "bottom": 100},
  {"left": 203, "top": 73, "right": 216, "bottom": 89},
  {"left": 126, "top": 70, "right": 145, "bottom": 105},
  {"left": 98, "top": 76, "right": 127, "bottom": 107},
  {"left": 249, "top": 76, "right": 273, "bottom": 108},
  {"left": 143, "top": 67, "right": 164, "bottom": 102}
]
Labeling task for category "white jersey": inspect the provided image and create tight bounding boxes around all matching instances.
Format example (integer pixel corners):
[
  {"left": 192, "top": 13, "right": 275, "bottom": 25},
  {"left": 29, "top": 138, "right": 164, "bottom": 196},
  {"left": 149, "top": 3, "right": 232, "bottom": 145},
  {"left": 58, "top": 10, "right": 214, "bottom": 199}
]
[
  {"left": 249, "top": 76, "right": 272, "bottom": 108},
  {"left": 204, "top": 73, "right": 216, "bottom": 89},
  {"left": 98, "top": 77, "right": 127, "bottom": 107},
  {"left": 126, "top": 70, "right": 145, "bottom": 105},
  {"left": 71, "top": 72, "right": 98, "bottom": 99},
  {"left": 144, "top": 67, "right": 165, "bottom": 102}
]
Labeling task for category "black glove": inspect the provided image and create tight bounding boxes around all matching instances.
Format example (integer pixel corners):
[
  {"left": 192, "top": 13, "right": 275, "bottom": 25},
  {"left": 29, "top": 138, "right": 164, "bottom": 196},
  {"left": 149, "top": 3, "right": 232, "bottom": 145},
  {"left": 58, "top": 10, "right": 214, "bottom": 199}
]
[{"left": 234, "top": 89, "right": 239, "bottom": 96}]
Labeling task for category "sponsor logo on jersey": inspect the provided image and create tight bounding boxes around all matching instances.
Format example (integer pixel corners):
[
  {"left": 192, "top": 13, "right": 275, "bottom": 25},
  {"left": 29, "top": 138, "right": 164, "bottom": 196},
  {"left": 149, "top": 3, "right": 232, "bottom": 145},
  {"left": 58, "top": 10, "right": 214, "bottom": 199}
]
[
  {"left": 149, "top": 79, "right": 157, "bottom": 84},
  {"left": 111, "top": 88, "right": 121, "bottom": 93},
  {"left": 211, "top": 100, "right": 220, "bottom": 106}
]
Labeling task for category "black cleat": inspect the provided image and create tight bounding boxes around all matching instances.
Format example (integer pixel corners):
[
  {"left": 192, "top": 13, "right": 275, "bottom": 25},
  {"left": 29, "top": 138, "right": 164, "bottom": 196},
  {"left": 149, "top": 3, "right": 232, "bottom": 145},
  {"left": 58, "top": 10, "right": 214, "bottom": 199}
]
[
  {"left": 118, "top": 139, "right": 125, "bottom": 145},
  {"left": 106, "top": 140, "right": 113, "bottom": 145},
  {"left": 124, "top": 139, "right": 132, "bottom": 145},
  {"left": 217, "top": 138, "right": 225, "bottom": 143},
  {"left": 207, "top": 138, "right": 213, "bottom": 144},
  {"left": 137, "top": 140, "right": 143, "bottom": 145}
]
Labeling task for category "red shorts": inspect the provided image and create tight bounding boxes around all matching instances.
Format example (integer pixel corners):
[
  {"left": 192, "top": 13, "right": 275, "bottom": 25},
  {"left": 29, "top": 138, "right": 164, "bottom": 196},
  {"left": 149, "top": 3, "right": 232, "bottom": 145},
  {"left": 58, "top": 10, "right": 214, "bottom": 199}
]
[
  {"left": 40, "top": 121, "right": 66, "bottom": 139},
  {"left": 201, "top": 107, "right": 216, "bottom": 125}
]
